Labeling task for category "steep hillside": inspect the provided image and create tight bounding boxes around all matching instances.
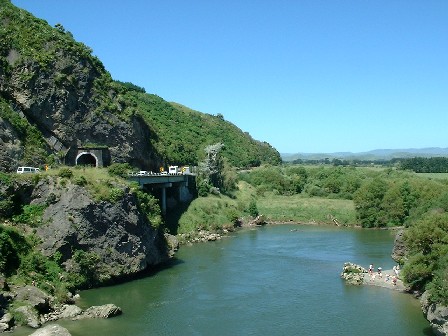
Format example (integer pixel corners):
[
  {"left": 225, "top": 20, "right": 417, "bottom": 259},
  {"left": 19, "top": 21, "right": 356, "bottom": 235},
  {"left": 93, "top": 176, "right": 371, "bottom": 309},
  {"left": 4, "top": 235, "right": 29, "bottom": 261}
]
[{"left": 0, "top": 0, "right": 280, "bottom": 172}]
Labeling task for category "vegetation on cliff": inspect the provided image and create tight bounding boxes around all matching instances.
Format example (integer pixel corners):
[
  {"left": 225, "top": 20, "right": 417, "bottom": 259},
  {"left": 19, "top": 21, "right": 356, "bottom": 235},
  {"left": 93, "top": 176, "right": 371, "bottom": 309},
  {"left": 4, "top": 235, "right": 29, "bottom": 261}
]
[{"left": 0, "top": 167, "right": 166, "bottom": 298}]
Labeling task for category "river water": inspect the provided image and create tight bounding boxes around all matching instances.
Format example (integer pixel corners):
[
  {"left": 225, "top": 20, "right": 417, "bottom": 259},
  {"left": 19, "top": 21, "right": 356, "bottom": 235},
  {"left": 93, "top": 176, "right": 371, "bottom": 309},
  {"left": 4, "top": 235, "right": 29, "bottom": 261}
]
[{"left": 14, "top": 225, "right": 432, "bottom": 335}]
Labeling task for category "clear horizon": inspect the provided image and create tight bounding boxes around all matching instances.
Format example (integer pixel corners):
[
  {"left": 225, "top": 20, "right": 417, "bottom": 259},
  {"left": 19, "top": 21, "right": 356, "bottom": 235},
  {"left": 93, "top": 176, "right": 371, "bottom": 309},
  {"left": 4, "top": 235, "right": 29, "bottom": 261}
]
[{"left": 11, "top": 1, "right": 448, "bottom": 154}]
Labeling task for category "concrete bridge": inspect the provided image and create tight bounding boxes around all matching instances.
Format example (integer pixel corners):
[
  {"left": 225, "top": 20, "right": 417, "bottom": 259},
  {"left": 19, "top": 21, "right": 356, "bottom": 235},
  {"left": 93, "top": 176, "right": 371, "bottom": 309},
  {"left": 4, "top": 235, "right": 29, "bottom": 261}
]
[{"left": 127, "top": 172, "right": 195, "bottom": 215}]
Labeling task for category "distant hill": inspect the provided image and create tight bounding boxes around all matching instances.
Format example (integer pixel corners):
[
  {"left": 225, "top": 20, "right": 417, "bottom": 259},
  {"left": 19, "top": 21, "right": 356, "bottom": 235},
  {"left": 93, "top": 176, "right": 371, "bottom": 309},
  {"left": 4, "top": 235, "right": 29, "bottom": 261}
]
[{"left": 281, "top": 147, "right": 448, "bottom": 162}]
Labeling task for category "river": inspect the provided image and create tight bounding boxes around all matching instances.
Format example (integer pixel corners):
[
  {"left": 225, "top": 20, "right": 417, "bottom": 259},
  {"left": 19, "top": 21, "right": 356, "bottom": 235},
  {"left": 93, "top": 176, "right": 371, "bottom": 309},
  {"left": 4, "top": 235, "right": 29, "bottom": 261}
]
[{"left": 14, "top": 225, "right": 432, "bottom": 335}]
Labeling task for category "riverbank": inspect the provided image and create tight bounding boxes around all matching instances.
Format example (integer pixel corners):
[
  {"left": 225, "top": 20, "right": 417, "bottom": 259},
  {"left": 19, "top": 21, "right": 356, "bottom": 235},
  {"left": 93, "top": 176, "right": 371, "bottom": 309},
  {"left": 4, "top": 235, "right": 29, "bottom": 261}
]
[
  {"left": 362, "top": 269, "right": 406, "bottom": 292},
  {"left": 341, "top": 263, "right": 406, "bottom": 292}
]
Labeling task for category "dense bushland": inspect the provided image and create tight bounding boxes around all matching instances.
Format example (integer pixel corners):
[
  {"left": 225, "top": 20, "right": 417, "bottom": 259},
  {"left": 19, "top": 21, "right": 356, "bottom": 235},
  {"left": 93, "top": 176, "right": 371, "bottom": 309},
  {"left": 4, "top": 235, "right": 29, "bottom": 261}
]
[{"left": 399, "top": 157, "right": 448, "bottom": 173}]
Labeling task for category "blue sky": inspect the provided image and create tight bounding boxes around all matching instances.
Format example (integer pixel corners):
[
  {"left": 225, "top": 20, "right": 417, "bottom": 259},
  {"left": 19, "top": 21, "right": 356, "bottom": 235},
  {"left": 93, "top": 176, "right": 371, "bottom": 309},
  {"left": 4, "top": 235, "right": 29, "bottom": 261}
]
[{"left": 11, "top": 0, "right": 448, "bottom": 154}]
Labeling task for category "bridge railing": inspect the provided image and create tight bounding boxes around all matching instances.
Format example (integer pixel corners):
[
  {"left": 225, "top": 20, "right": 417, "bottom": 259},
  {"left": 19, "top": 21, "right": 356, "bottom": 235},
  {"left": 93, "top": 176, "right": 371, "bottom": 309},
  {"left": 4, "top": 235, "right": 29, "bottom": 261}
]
[{"left": 128, "top": 172, "right": 194, "bottom": 177}]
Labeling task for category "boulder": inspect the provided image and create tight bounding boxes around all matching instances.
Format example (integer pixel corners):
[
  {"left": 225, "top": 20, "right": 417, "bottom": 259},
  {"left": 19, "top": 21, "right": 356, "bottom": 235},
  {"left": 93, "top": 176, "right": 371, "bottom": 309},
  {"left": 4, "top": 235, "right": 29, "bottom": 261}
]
[
  {"left": 0, "top": 312, "right": 14, "bottom": 332},
  {"left": 43, "top": 305, "right": 82, "bottom": 322},
  {"left": 391, "top": 229, "right": 407, "bottom": 263},
  {"left": 426, "top": 303, "right": 448, "bottom": 336},
  {"left": 14, "top": 286, "right": 52, "bottom": 313},
  {"left": 14, "top": 305, "right": 40, "bottom": 328},
  {"left": 77, "top": 304, "right": 122, "bottom": 319},
  {"left": 29, "top": 324, "right": 72, "bottom": 336},
  {"left": 340, "top": 262, "right": 367, "bottom": 285},
  {"left": 164, "top": 233, "right": 179, "bottom": 257}
]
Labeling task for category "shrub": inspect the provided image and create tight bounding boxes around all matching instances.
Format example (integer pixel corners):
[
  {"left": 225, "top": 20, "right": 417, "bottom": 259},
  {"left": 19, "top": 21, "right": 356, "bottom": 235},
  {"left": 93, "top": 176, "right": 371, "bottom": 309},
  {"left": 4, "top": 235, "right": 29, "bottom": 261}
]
[
  {"left": 108, "top": 188, "right": 124, "bottom": 203},
  {"left": 67, "top": 250, "right": 101, "bottom": 289},
  {"left": 248, "top": 199, "right": 259, "bottom": 217},
  {"left": 0, "top": 197, "right": 14, "bottom": 219},
  {"left": 226, "top": 208, "right": 240, "bottom": 225},
  {"left": 12, "top": 204, "right": 47, "bottom": 227},
  {"left": 0, "top": 230, "right": 21, "bottom": 276},
  {"left": 0, "top": 172, "right": 12, "bottom": 185},
  {"left": 107, "top": 163, "right": 132, "bottom": 178},
  {"left": 134, "top": 190, "right": 162, "bottom": 228},
  {"left": 58, "top": 168, "right": 73, "bottom": 179},
  {"left": 73, "top": 175, "right": 87, "bottom": 186},
  {"left": 197, "top": 180, "right": 211, "bottom": 197}
]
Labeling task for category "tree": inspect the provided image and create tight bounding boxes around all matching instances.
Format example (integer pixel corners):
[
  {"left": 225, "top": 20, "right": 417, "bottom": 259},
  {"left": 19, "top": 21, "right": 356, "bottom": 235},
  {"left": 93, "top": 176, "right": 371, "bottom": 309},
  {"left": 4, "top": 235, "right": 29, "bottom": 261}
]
[
  {"left": 402, "top": 213, "right": 448, "bottom": 291},
  {"left": 353, "top": 177, "right": 388, "bottom": 227},
  {"left": 248, "top": 199, "right": 259, "bottom": 217},
  {"left": 197, "top": 143, "right": 225, "bottom": 195}
]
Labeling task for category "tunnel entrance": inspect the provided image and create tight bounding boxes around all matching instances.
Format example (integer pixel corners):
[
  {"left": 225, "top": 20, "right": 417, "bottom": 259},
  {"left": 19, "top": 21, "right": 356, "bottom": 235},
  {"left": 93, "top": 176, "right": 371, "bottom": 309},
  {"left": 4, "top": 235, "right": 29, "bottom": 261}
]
[{"left": 76, "top": 152, "right": 98, "bottom": 167}]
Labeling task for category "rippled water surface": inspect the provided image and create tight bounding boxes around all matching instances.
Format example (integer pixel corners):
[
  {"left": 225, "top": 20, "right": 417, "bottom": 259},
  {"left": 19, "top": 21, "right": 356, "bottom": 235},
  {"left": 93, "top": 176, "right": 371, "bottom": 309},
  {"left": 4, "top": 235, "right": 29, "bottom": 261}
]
[{"left": 14, "top": 225, "right": 433, "bottom": 335}]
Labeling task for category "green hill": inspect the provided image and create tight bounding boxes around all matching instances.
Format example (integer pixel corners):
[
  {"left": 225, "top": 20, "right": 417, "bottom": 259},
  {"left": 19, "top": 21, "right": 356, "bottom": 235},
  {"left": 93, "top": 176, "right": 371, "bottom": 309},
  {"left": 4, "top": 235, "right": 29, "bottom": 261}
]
[{"left": 0, "top": 0, "right": 280, "bottom": 171}]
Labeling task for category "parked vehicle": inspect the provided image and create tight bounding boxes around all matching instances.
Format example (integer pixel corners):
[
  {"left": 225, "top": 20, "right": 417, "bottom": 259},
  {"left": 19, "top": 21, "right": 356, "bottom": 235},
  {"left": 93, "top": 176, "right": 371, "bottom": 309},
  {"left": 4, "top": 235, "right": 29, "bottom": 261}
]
[{"left": 16, "top": 166, "right": 40, "bottom": 174}]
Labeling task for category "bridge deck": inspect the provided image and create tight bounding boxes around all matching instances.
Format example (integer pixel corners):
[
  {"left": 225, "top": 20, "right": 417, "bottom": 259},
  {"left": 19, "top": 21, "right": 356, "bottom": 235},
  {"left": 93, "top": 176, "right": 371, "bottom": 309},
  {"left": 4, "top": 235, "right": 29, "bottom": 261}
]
[{"left": 127, "top": 173, "right": 192, "bottom": 185}]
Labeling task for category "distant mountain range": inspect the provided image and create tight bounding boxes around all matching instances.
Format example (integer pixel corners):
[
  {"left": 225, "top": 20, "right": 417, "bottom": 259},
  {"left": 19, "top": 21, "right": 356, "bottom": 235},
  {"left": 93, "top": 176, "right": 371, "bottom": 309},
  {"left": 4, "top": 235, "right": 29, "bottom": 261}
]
[{"left": 281, "top": 147, "right": 448, "bottom": 162}]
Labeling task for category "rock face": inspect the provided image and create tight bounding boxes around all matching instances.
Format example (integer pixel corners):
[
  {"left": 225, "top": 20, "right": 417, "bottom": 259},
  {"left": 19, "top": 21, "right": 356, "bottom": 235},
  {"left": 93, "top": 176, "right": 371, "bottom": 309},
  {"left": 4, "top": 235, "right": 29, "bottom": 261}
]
[
  {"left": 0, "top": 117, "right": 23, "bottom": 172},
  {"left": 391, "top": 229, "right": 407, "bottom": 263},
  {"left": 0, "top": 2, "right": 162, "bottom": 171},
  {"left": 26, "top": 177, "right": 170, "bottom": 282},
  {"left": 421, "top": 291, "right": 448, "bottom": 336}
]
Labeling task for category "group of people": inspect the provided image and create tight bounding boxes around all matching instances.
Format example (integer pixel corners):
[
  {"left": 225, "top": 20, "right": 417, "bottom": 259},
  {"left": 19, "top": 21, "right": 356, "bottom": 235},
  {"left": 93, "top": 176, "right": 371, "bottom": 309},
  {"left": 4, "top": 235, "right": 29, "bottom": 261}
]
[{"left": 368, "top": 264, "right": 400, "bottom": 286}]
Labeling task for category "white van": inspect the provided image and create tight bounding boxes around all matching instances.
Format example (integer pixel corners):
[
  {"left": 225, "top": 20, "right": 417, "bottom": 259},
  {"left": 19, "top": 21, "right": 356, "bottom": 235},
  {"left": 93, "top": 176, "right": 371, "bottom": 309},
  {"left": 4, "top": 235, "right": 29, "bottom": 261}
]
[{"left": 16, "top": 167, "right": 40, "bottom": 174}]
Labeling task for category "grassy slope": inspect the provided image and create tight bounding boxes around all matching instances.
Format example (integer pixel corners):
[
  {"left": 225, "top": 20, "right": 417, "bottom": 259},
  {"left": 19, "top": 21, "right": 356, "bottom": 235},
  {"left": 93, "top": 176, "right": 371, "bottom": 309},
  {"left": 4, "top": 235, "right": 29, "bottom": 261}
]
[{"left": 257, "top": 193, "right": 356, "bottom": 225}]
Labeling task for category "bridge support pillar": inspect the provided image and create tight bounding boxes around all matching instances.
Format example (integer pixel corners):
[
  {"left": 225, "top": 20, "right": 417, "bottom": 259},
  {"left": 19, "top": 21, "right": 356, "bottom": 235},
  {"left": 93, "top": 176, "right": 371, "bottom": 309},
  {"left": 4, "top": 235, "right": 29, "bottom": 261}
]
[{"left": 160, "top": 183, "right": 172, "bottom": 216}]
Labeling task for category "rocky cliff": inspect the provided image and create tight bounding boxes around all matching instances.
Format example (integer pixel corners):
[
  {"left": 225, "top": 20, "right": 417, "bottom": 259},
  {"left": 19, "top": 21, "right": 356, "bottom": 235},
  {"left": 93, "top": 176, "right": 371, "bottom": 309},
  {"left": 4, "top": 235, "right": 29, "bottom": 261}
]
[
  {"left": 4, "top": 175, "right": 172, "bottom": 283},
  {"left": 0, "top": 1, "right": 162, "bottom": 172}
]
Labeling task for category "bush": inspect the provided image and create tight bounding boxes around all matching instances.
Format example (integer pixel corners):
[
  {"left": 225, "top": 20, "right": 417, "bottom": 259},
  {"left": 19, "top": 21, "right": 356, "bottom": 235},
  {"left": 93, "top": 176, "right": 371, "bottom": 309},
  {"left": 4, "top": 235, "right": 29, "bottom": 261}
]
[
  {"left": 67, "top": 250, "right": 101, "bottom": 289},
  {"left": 58, "top": 168, "right": 73, "bottom": 179},
  {"left": 402, "top": 213, "right": 448, "bottom": 292},
  {"left": 428, "top": 255, "right": 448, "bottom": 305},
  {"left": 0, "top": 197, "right": 14, "bottom": 219},
  {"left": 197, "top": 180, "right": 211, "bottom": 197},
  {"left": 12, "top": 204, "right": 47, "bottom": 227},
  {"left": 248, "top": 199, "right": 259, "bottom": 217},
  {"left": 0, "top": 230, "right": 21, "bottom": 276},
  {"left": 134, "top": 190, "right": 162, "bottom": 228},
  {"left": 73, "top": 175, "right": 87, "bottom": 186},
  {"left": 108, "top": 187, "right": 124, "bottom": 203},
  {"left": 107, "top": 163, "right": 132, "bottom": 178},
  {"left": 226, "top": 208, "right": 240, "bottom": 225}
]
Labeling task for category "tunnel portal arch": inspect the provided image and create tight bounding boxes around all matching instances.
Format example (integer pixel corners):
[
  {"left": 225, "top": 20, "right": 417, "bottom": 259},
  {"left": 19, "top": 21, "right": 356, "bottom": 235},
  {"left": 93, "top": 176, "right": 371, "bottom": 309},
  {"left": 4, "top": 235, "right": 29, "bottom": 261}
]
[{"left": 76, "top": 152, "right": 98, "bottom": 167}]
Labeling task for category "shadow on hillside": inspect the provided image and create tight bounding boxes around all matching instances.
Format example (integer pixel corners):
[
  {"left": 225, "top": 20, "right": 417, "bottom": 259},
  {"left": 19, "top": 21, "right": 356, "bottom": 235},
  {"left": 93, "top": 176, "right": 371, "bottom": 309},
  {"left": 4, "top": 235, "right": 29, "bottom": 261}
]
[{"left": 164, "top": 201, "right": 191, "bottom": 235}]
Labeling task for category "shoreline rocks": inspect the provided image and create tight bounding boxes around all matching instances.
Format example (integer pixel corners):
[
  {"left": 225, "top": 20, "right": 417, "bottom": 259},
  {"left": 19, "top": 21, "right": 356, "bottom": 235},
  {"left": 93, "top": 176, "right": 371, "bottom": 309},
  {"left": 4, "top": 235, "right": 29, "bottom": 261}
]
[
  {"left": 0, "top": 282, "right": 122, "bottom": 332},
  {"left": 421, "top": 291, "right": 448, "bottom": 336},
  {"left": 340, "top": 262, "right": 367, "bottom": 285},
  {"left": 30, "top": 324, "right": 72, "bottom": 336},
  {"left": 340, "top": 262, "right": 406, "bottom": 292}
]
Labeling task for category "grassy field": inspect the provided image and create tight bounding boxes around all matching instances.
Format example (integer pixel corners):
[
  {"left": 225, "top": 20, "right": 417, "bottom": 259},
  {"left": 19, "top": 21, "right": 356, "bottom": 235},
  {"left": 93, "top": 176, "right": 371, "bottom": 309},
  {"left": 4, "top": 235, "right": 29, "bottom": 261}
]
[{"left": 257, "top": 193, "right": 357, "bottom": 225}]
